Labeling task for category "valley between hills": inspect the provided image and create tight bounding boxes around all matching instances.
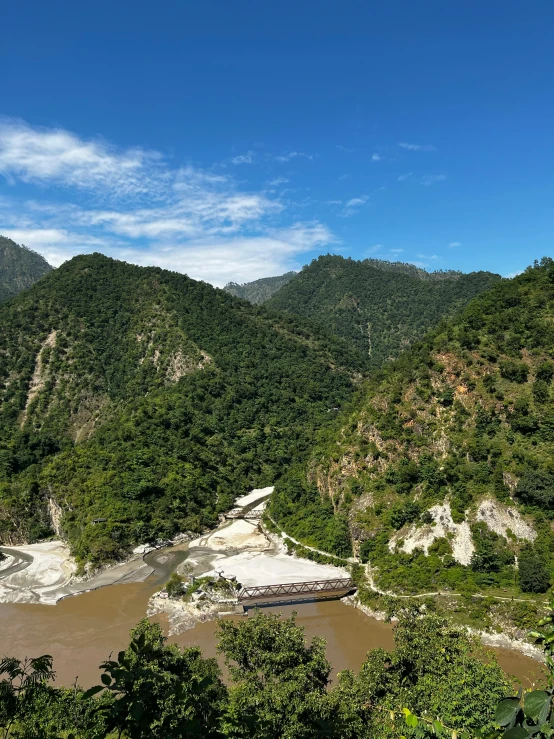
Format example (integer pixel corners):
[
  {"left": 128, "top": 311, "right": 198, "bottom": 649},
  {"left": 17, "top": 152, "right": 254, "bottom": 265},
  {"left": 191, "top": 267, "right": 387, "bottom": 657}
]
[{"left": 1, "top": 238, "right": 554, "bottom": 736}]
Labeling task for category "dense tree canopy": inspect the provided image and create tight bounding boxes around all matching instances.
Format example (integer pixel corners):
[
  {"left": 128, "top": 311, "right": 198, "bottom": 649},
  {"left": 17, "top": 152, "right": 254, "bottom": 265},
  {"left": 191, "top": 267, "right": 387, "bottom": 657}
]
[
  {"left": 266, "top": 254, "right": 501, "bottom": 368},
  {"left": 0, "top": 253, "right": 364, "bottom": 564},
  {"left": 271, "top": 258, "right": 554, "bottom": 604}
]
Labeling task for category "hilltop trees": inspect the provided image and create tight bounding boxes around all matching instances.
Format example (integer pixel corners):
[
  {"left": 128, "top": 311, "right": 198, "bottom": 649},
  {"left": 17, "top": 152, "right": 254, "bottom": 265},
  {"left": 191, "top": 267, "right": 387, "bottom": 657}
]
[{"left": 266, "top": 254, "right": 500, "bottom": 368}]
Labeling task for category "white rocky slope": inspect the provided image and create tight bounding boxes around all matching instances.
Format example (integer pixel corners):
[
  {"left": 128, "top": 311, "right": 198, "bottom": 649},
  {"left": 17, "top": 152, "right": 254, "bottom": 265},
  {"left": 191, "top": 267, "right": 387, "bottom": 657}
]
[{"left": 389, "top": 498, "right": 536, "bottom": 566}]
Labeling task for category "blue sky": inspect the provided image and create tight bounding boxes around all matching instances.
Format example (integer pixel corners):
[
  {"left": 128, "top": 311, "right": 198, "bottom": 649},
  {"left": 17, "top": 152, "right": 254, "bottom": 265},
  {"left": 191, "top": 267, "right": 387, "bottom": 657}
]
[{"left": 1, "top": 0, "right": 552, "bottom": 285}]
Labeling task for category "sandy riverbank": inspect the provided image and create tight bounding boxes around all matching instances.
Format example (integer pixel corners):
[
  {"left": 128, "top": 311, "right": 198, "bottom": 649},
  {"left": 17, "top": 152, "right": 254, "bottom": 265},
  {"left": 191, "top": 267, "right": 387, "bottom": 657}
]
[
  {"left": 343, "top": 595, "right": 545, "bottom": 664},
  {"left": 149, "top": 493, "right": 349, "bottom": 634},
  {"left": 0, "top": 487, "right": 275, "bottom": 606},
  {"left": 0, "top": 540, "right": 160, "bottom": 605}
]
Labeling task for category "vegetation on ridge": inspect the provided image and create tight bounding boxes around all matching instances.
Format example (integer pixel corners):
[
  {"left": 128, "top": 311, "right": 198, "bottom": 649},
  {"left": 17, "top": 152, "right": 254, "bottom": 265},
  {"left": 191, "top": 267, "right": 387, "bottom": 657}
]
[
  {"left": 0, "top": 253, "right": 364, "bottom": 565},
  {"left": 271, "top": 258, "right": 554, "bottom": 608},
  {"left": 266, "top": 254, "right": 501, "bottom": 368},
  {"left": 223, "top": 271, "right": 296, "bottom": 304}
]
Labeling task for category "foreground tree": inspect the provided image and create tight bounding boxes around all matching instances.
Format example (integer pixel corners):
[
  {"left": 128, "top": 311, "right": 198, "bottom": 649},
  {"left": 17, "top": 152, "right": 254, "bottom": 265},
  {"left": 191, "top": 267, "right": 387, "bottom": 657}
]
[
  {"left": 0, "top": 656, "right": 55, "bottom": 738},
  {"left": 333, "top": 606, "right": 510, "bottom": 738},
  {"left": 485, "top": 601, "right": 554, "bottom": 739},
  {"left": 87, "top": 619, "right": 227, "bottom": 739},
  {"left": 216, "top": 610, "right": 341, "bottom": 738}
]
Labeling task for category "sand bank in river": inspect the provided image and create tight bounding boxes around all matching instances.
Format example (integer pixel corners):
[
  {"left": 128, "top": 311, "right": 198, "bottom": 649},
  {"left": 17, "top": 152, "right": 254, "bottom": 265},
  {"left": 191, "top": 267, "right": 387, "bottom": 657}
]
[
  {"left": 0, "top": 484, "right": 274, "bottom": 606},
  {"left": 150, "top": 508, "right": 349, "bottom": 634},
  {"left": 234, "top": 486, "right": 274, "bottom": 507},
  {"left": 189, "top": 519, "right": 270, "bottom": 551},
  {"left": 0, "top": 541, "right": 77, "bottom": 604},
  {"left": 204, "top": 550, "right": 347, "bottom": 587},
  {"left": 0, "top": 540, "right": 157, "bottom": 605}
]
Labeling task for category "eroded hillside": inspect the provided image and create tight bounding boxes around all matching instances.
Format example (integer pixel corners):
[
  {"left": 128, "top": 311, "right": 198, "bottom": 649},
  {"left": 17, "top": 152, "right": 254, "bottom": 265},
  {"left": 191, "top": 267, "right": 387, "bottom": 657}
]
[{"left": 271, "top": 258, "right": 554, "bottom": 599}]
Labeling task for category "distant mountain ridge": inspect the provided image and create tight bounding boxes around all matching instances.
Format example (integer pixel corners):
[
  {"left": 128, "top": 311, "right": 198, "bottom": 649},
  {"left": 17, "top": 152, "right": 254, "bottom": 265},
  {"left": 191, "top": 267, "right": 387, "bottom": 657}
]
[
  {"left": 265, "top": 255, "right": 502, "bottom": 368},
  {"left": 0, "top": 236, "right": 53, "bottom": 302},
  {"left": 362, "top": 258, "right": 467, "bottom": 280},
  {"left": 223, "top": 271, "right": 296, "bottom": 304}
]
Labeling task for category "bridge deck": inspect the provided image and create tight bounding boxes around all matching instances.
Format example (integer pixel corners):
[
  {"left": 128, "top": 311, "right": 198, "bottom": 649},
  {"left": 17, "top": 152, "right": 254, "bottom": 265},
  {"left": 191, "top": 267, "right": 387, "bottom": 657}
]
[{"left": 238, "top": 578, "right": 355, "bottom": 603}]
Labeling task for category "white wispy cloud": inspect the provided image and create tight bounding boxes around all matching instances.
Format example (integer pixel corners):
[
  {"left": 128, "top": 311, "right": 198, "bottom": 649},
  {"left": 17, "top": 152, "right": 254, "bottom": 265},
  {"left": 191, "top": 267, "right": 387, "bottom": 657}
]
[
  {"left": 266, "top": 177, "right": 289, "bottom": 187},
  {"left": 397, "top": 172, "right": 446, "bottom": 186},
  {"left": 420, "top": 174, "right": 446, "bottom": 186},
  {"left": 448, "top": 241, "right": 462, "bottom": 248},
  {"left": 371, "top": 153, "right": 381, "bottom": 161},
  {"left": 0, "top": 117, "right": 164, "bottom": 197},
  {"left": 274, "top": 151, "right": 314, "bottom": 163},
  {"left": 416, "top": 253, "right": 440, "bottom": 260},
  {"left": 336, "top": 145, "right": 354, "bottom": 153},
  {"left": 230, "top": 151, "right": 255, "bottom": 165},
  {"left": 113, "top": 222, "right": 335, "bottom": 286},
  {"left": 398, "top": 142, "right": 437, "bottom": 152},
  {"left": 341, "top": 195, "right": 369, "bottom": 217},
  {"left": 0, "top": 120, "right": 334, "bottom": 284}
]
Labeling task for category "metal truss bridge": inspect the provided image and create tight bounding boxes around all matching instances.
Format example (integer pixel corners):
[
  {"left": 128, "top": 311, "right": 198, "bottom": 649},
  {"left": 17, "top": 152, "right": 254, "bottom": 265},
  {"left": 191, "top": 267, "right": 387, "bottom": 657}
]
[{"left": 238, "top": 578, "right": 356, "bottom": 605}]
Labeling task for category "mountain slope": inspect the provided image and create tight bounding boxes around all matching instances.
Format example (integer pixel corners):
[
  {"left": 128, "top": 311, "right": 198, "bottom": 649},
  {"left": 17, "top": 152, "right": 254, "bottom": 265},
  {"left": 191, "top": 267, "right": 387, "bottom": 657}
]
[
  {"left": 0, "top": 254, "right": 363, "bottom": 565},
  {"left": 266, "top": 255, "right": 501, "bottom": 368},
  {"left": 224, "top": 271, "right": 296, "bottom": 304},
  {"left": 271, "top": 258, "right": 554, "bottom": 598},
  {"left": 0, "top": 236, "right": 53, "bottom": 302}
]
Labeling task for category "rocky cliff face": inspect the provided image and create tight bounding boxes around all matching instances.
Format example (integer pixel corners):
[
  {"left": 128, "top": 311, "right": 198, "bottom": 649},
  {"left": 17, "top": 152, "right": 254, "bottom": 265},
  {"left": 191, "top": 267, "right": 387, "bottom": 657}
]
[{"left": 0, "top": 236, "right": 52, "bottom": 302}]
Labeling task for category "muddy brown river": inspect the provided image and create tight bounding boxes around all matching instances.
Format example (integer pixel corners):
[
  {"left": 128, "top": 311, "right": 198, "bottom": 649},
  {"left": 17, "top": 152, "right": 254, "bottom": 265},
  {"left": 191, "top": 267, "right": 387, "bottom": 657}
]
[{"left": 0, "top": 546, "right": 544, "bottom": 689}]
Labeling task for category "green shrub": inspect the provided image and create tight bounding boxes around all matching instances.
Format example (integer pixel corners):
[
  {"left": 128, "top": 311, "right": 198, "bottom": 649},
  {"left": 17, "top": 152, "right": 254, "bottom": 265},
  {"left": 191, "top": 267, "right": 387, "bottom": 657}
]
[
  {"left": 518, "top": 553, "right": 551, "bottom": 593},
  {"left": 165, "top": 572, "right": 184, "bottom": 598},
  {"left": 499, "top": 360, "right": 529, "bottom": 383}
]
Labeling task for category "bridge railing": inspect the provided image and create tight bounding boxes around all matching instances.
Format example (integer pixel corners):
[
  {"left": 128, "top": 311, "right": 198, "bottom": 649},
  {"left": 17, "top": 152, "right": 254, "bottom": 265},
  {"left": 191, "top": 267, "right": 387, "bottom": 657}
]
[{"left": 238, "top": 578, "right": 355, "bottom": 602}]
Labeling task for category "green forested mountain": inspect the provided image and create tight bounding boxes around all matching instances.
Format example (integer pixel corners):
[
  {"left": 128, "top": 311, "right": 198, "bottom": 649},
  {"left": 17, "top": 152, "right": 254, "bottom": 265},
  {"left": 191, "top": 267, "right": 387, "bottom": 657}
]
[
  {"left": 0, "top": 254, "right": 363, "bottom": 565},
  {"left": 266, "top": 255, "right": 501, "bottom": 368},
  {"left": 0, "top": 236, "right": 53, "bottom": 302},
  {"left": 271, "top": 258, "right": 554, "bottom": 602},
  {"left": 223, "top": 270, "right": 296, "bottom": 304}
]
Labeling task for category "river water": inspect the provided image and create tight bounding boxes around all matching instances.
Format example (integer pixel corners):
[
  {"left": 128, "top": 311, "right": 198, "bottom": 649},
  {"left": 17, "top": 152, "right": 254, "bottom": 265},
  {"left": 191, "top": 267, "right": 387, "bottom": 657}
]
[{"left": 0, "top": 546, "right": 544, "bottom": 689}]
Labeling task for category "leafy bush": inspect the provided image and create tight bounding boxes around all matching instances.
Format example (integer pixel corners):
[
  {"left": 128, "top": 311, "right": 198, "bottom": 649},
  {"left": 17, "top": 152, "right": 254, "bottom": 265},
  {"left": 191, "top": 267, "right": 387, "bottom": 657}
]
[
  {"left": 516, "top": 471, "right": 554, "bottom": 510},
  {"left": 499, "top": 360, "right": 529, "bottom": 383},
  {"left": 165, "top": 572, "right": 184, "bottom": 598},
  {"left": 518, "top": 553, "right": 551, "bottom": 593},
  {"left": 536, "top": 361, "right": 554, "bottom": 383}
]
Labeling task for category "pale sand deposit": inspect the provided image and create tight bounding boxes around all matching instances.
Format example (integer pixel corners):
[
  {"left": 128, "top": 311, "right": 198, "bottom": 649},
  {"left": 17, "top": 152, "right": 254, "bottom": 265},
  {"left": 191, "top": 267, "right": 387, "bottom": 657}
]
[
  {"left": 234, "top": 486, "right": 274, "bottom": 508},
  {"left": 0, "top": 554, "right": 15, "bottom": 572},
  {"left": 189, "top": 520, "right": 270, "bottom": 551},
  {"left": 0, "top": 541, "right": 77, "bottom": 604},
  {"left": 204, "top": 551, "right": 348, "bottom": 588},
  {"left": 0, "top": 541, "right": 156, "bottom": 605}
]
